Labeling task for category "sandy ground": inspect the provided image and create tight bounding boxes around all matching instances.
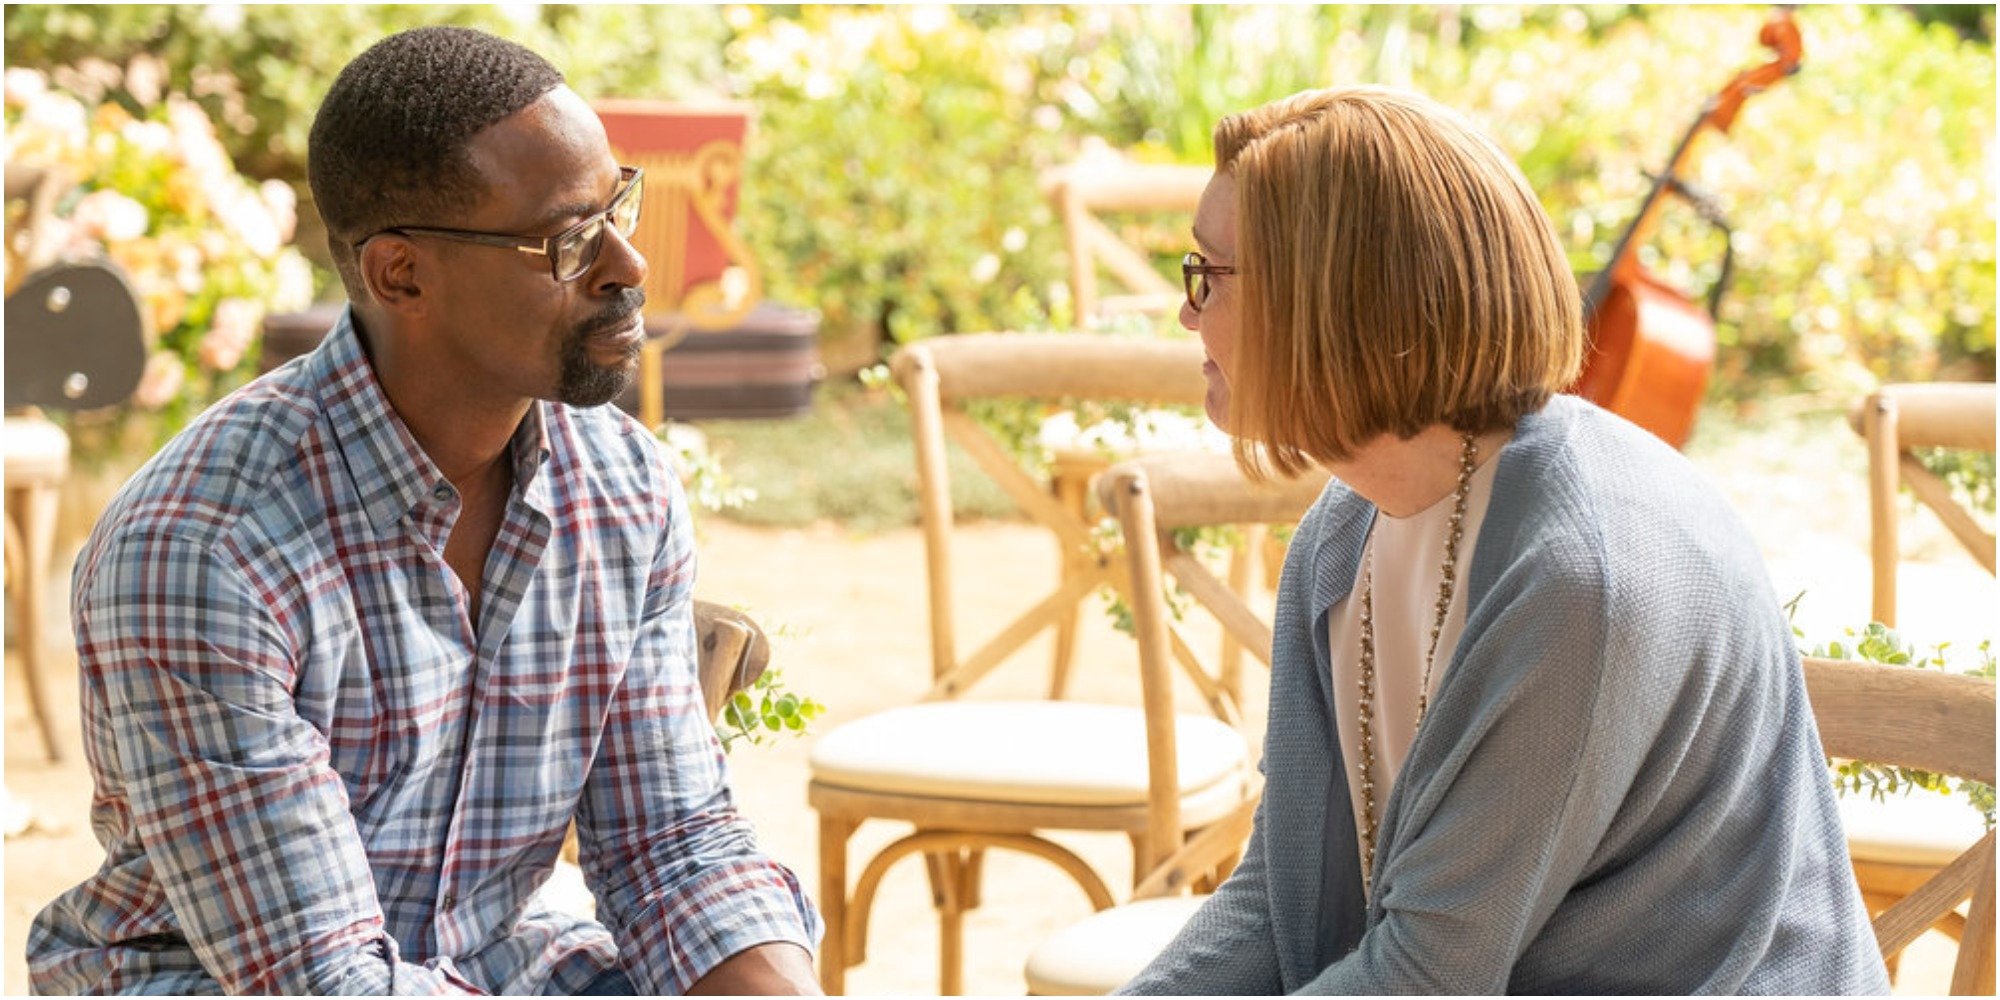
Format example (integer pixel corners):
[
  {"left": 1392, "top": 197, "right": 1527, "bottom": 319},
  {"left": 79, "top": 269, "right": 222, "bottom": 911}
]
[{"left": 4, "top": 440, "right": 1992, "bottom": 994}]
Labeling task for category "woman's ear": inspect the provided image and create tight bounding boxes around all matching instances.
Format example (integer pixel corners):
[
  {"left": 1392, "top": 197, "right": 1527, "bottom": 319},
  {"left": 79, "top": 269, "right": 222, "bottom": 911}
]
[{"left": 358, "top": 236, "right": 426, "bottom": 317}]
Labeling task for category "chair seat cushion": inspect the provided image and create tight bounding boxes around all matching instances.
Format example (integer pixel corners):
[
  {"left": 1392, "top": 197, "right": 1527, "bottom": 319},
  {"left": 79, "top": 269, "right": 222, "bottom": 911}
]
[
  {"left": 1024, "top": 895, "right": 1206, "bottom": 996},
  {"left": 1840, "top": 789, "right": 1989, "bottom": 867},
  {"left": 2, "top": 414, "right": 68, "bottom": 482},
  {"left": 809, "top": 701, "right": 1248, "bottom": 807}
]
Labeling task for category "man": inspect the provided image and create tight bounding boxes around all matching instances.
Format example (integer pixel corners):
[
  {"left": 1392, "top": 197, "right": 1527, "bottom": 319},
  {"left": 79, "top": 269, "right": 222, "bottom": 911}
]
[{"left": 29, "top": 27, "right": 821, "bottom": 995}]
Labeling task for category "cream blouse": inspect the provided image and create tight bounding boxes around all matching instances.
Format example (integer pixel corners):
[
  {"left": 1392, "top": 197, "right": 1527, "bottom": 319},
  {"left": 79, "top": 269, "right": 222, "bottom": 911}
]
[{"left": 1327, "top": 449, "right": 1502, "bottom": 887}]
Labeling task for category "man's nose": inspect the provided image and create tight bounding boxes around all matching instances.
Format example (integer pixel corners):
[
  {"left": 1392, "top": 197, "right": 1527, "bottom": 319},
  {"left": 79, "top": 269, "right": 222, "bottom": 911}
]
[{"left": 591, "top": 224, "right": 649, "bottom": 294}]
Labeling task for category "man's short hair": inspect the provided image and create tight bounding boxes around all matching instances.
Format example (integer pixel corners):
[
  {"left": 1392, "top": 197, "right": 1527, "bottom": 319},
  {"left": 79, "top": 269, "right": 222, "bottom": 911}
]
[
  {"left": 308, "top": 25, "right": 565, "bottom": 297},
  {"left": 1214, "top": 87, "right": 1583, "bottom": 478}
]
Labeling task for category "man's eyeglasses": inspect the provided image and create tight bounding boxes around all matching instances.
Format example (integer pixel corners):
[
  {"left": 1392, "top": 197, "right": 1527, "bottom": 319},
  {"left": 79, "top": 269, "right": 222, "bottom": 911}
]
[
  {"left": 354, "top": 166, "right": 644, "bottom": 283},
  {"left": 1182, "top": 251, "right": 1236, "bottom": 313}
]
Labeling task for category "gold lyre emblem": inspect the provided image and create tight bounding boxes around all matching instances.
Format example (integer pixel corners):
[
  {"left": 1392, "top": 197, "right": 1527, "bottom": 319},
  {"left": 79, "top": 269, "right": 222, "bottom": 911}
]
[{"left": 608, "top": 138, "right": 764, "bottom": 427}]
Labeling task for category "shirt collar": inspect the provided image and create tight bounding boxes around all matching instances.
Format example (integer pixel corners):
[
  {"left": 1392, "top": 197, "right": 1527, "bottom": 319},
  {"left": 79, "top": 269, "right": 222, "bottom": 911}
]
[
  {"left": 510, "top": 397, "right": 555, "bottom": 516},
  {"left": 307, "top": 307, "right": 553, "bottom": 532}
]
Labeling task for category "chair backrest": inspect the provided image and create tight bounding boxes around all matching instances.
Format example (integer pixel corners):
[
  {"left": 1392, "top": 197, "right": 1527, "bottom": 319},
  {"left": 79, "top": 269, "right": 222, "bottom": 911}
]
[
  {"left": 1041, "top": 156, "right": 1207, "bottom": 327},
  {"left": 892, "top": 333, "right": 1206, "bottom": 694},
  {"left": 1848, "top": 383, "right": 1998, "bottom": 624},
  {"left": 897, "top": 332, "right": 1265, "bottom": 877},
  {"left": 694, "top": 598, "right": 770, "bottom": 721},
  {"left": 1098, "top": 450, "right": 1330, "bottom": 875},
  {"left": 4, "top": 260, "right": 148, "bottom": 412},
  {"left": 1803, "top": 655, "right": 1996, "bottom": 994}
]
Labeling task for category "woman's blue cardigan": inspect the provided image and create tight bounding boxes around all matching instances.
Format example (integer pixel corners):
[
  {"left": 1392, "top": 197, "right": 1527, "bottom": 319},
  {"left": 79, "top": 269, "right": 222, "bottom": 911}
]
[{"left": 1122, "top": 396, "right": 1889, "bottom": 995}]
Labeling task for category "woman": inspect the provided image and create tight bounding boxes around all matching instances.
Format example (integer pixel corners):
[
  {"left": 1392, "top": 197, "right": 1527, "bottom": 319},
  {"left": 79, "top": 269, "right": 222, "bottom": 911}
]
[{"left": 1121, "top": 87, "right": 1887, "bottom": 995}]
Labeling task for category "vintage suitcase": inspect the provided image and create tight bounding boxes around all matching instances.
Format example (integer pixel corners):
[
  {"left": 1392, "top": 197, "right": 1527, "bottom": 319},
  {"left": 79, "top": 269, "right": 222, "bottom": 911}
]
[
  {"left": 616, "top": 303, "right": 823, "bottom": 422},
  {"left": 258, "top": 302, "right": 344, "bottom": 375}
]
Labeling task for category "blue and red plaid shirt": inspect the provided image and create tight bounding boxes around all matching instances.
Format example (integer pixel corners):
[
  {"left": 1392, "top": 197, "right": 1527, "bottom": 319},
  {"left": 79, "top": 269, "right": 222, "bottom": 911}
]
[{"left": 28, "top": 311, "right": 819, "bottom": 995}]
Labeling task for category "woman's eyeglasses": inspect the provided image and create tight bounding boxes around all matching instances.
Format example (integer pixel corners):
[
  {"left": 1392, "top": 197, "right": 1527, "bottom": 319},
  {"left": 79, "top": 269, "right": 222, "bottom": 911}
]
[
  {"left": 354, "top": 165, "right": 644, "bottom": 283},
  {"left": 1182, "top": 251, "right": 1236, "bottom": 313}
]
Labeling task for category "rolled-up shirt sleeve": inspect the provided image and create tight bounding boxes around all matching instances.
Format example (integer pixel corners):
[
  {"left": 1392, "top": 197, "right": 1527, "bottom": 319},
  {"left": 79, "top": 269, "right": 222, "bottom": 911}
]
[
  {"left": 574, "top": 475, "right": 820, "bottom": 994},
  {"left": 84, "top": 529, "right": 480, "bottom": 995}
]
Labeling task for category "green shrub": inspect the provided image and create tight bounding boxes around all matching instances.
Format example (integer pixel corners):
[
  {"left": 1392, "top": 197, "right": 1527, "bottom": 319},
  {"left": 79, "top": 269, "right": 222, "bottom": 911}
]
[
  {"left": 1047, "top": 5, "right": 1995, "bottom": 396},
  {"left": 1425, "top": 5, "right": 1996, "bottom": 395},
  {"left": 726, "top": 5, "right": 1073, "bottom": 350},
  {"left": 6, "top": 4, "right": 1991, "bottom": 399}
]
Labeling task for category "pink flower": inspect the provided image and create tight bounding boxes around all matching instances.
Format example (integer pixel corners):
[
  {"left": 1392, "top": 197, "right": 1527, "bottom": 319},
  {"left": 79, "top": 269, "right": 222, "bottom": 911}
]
[
  {"left": 131, "top": 351, "right": 186, "bottom": 410},
  {"left": 124, "top": 55, "right": 165, "bottom": 109},
  {"left": 196, "top": 297, "right": 262, "bottom": 372}
]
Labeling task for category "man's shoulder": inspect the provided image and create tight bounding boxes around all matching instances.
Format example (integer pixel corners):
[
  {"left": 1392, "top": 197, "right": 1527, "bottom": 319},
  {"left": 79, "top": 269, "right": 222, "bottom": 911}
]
[{"left": 94, "top": 371, "right": 324, "bottom": 556}]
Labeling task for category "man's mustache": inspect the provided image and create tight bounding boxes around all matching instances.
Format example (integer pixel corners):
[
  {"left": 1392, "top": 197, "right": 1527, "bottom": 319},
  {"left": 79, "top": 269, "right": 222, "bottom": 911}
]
[{"left": 579, "top": 288, "right": 646, "bottom": 337}]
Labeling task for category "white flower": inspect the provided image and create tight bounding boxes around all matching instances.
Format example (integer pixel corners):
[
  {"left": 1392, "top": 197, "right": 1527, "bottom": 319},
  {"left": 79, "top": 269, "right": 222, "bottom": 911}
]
[
  {"left": 120, "top": 119, "right": 174, "bottom": 157},
  {"left": 4, "top": 67, "right": 47, "bottom": 109},
  {"left": 802, "top": 71, "right": 838, "bottom": 102},
  {"left": 969, "top": 253, "right": 1000, "bottom": 284},
  {"left": 271, "top": 253, "right": 315, "bottom": 312},
  {"left": 201, "top": 3, "right": 246, "bottom": 33},
  {"left": 907, "top": 5, "right": 949, "bottom": 35},
  {"left": 71, "top": 189, "right": 150, "bottom": 242},
  {"left": 216, "top": 188, "right": 281, "bottom": 258},
  {"left": 259, "top": 179, "right": 298, "bottom": 243},
  {"left": 16, "top": 89, "right": 88, "bottom": 153}
]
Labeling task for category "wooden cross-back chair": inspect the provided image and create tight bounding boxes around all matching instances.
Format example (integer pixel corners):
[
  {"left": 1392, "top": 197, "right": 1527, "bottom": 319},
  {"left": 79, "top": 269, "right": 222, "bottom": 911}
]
[
  {"left": 1805, "top": 655, "right": 1997, "bottom": 995},
  {"left": 1848, "top": 383, "right": 1997, "bottom": 626},
  {"left": 1025, "top": 450, "right": 1328, "bottom": 996},
  {"left": 1041, "top": 156, "right": 1207, "bottom": 327},
  {"left": 807, "top": 333, "right": 1273, "bottom": 994}
]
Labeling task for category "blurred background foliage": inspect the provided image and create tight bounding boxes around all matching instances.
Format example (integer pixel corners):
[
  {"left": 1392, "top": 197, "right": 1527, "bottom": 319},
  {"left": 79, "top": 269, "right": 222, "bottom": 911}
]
[{"left": 4, "top": 3, "right": 1993, "bottom": 407}]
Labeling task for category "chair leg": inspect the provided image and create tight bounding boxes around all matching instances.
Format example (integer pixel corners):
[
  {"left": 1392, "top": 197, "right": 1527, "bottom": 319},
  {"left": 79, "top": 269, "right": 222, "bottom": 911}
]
[
  {"left": 1048, "top": 469, "right": 1090, "bottom": 700},
  {"left": 7, "top": 483, "right": 63, "bottom": 762},
  {"left": 818, "top": 816, "right": 854, "bottom": 995},
  {"left": 924, "top": 847, "right": 987, "bottom": 995},
  {"left": 1951, "top": 847, "right": 1996, "bottom": 995}
]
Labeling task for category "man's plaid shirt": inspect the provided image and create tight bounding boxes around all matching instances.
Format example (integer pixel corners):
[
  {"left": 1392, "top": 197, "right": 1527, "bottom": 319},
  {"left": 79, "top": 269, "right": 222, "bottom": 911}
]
[{"left": 28, "top": 311, "right": 819, "bottom": 994}]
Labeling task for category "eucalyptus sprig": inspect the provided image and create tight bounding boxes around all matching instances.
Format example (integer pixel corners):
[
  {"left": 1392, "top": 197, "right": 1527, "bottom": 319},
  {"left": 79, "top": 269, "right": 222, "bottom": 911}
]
[
  {"left": 1796, "top": 610, "right": 1995, "bottom": 830},
  {"left": 718, "top": 670, "right": 826, "bottom": 752}
]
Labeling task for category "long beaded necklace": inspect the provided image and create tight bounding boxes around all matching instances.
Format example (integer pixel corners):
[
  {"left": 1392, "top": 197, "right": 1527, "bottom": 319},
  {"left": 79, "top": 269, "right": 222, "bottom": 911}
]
[{"left": 1354, "top": 431, "right": 1479, "bottom": 893}]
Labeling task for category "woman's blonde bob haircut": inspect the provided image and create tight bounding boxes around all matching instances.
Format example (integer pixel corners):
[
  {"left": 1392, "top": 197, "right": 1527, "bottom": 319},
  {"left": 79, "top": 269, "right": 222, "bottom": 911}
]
[{"left": 1216, "top": 87, "right": 1583, "bottom": 478}]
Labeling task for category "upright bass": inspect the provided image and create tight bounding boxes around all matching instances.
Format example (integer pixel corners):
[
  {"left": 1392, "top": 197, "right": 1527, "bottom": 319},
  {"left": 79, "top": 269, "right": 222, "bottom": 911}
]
[{"left": 1571, "top": 8, "right": 1803, "bottom": 448}]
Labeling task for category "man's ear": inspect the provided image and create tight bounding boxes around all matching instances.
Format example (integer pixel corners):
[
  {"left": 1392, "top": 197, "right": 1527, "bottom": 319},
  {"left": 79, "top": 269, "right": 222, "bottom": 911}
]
[{"left": 358, "top": 236, "right": 427, "bottom": 317}]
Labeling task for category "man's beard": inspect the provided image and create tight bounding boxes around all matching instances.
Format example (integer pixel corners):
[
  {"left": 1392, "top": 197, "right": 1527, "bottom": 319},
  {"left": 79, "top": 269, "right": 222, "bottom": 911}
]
[{"left": 557, "top": 290, "right": 644, "bottom": 407}]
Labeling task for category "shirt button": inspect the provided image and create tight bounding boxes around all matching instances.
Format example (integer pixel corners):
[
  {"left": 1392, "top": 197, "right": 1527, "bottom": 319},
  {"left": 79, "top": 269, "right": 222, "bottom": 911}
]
[
  {"left": 439, "top": 892, "right": 457, "bottom": 913},
  {"left": 432, "top": 483, "right": 454, "bottom": 502}
]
